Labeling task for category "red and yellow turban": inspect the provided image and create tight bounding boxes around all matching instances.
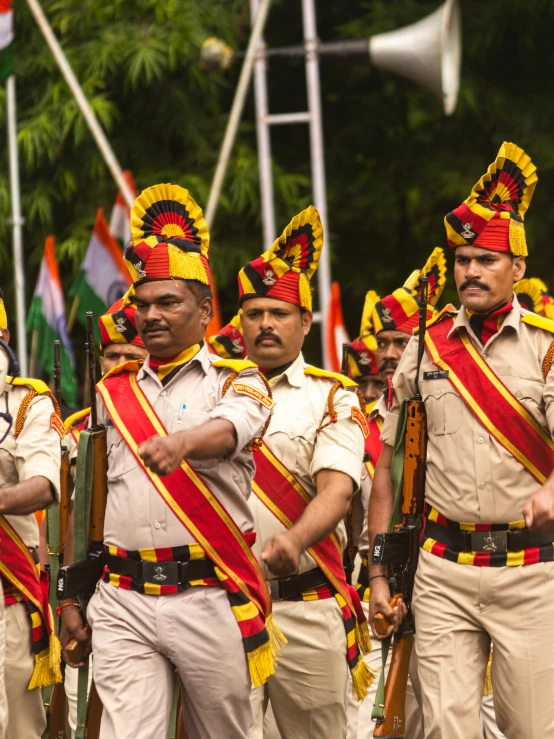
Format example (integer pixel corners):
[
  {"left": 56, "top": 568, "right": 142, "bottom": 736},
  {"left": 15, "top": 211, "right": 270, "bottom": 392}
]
[
  {"left": 369, "top": 247, "right": 447, "bottom": 335},
  {"left": 0, "top": 287, "right": 6, "bottom": 330},
  {"left": 444, "top": 142, "right": 537, "bottom": 256},
  {"left": 238, "top": 206, "right": 323, "bottom": 311},
  {"left": 208, "top": 312, "right": 246, "bottom": 359},
  {"left": 514, "top": 278, "right": 554, "bottom": 319},
  {"left": 125, "top": 183, "right": 210, "bottom": 285},
  {"left": 345, "top": 290, "right": 380, "bottom": 379},
  {"left": 98, "top": 288, "right": 145, "bottom": 350}
]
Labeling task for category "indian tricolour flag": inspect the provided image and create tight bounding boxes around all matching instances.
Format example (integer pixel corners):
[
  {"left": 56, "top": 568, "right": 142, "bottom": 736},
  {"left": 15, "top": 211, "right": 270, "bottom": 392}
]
[
  {"left": 0, "top": 0, "right": 13, "bottom": 84},
  {"left": 70, "top": 208, "right": 132, "bottom": 341},
  {"left": 325, "top": 281, "right": 350, "bottom": 372},
  {"left": 108, "top": 170, "right": 137, "bottom": 245},
  {"left": 27, "top": 236, "right": 78, "bottom": 407}
]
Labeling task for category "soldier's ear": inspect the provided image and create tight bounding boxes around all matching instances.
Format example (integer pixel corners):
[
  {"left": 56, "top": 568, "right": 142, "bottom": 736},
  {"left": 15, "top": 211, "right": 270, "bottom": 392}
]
[
  {"left": 512, "top": 256, "right": 526, "bottom": 282},
  {"left": 0, "top": 328, "right": 10, "bottom": 344}
]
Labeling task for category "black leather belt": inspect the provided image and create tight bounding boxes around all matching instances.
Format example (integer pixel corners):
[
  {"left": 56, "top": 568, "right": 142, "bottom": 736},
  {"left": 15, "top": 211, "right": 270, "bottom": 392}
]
[
  {"left": 267, "top": 566, "right": 329, "bottom": 601},
  {"left": 424, "top": 519, "right": 554, "bottom": 553},
  {"left": 105, "top": 554, "right": 216, "bottom": 586}
]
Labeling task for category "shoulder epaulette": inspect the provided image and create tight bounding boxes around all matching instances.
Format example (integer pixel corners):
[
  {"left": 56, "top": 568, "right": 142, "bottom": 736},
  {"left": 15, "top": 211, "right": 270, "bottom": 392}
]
[
  {"left": 414, "top": 303, "right": 458, "bottom": 334},
  {"left": 521, "top": 312, "right": 554, "bottom": 335},
  {"left": 6, "top": 376, "right": 51, "bottom": 394},
  {"left": 65, "top": 407, "right": 91, "bottom": 432},
  {"left": 212, "top": 359, "right": 258, "bottom": 372},
  {"left": 303, "top": 365, "right": 358, "bottom": 388},
  {"left": 99, "top": 360, "right": 142, "bottom": 383}
]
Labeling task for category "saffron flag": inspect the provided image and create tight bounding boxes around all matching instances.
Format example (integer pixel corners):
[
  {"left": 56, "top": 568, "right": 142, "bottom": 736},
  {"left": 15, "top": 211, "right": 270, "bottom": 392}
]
[
  {"left": 325, "top": 281, "right": 349, "bottom": 372},
  {"left": 26, "top": 237, "right": 78, "bottom": 406},
  {"left": 0, "top": 0, "right": 13, "bottom": 84},
  {"left": 108, "top": 170, "right": 137, "bottom": 245},
  {"left": 70, "top": 208, "right": 132, "bottom": 341}
]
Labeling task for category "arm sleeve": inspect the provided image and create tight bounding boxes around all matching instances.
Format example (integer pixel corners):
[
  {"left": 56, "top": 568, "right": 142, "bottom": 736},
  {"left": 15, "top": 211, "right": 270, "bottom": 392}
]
[
  {"left": 16, "top": 394, "right": 61, "bottom": 505},
  {"left": 380, "top": 336, "right": 419, "bottom": 446},
  {"left": 209, "top": 368, "right": 273, "bottom": 459},
  {"left": 310, "top": 386, "right": 365, "bottom": 490}
]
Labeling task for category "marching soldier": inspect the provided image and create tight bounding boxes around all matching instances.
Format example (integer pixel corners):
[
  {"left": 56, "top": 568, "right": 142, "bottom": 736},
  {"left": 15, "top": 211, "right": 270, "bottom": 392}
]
[
  {"left": 344, "top": 253, "right": 446, "bottom": 739},
  {"left": 59, "top": 184, "right": 279, "bottom": 739},
  {"left": 344, "top": 293, "right": 385, "bottom": 405},
  {"left": 369, "top": 142, "right": 554, "bottom": 739},
  {"left": 0, "top": 286, "right": 62, "bottom": 738},
  {"left": 238, "top": 206, "right": 370, "bottom": 739}
]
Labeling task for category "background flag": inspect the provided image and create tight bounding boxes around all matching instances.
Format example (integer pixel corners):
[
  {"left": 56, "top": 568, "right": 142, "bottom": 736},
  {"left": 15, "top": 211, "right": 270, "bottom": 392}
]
[
  {"left": 27, "top": 237, "right": 78, "bottom": 407},
  {"left": 69, "top": 208, "right": 132, "bottom": 341},
  {"left": 0, "top": 0, "right": 13, "bottom": 84},
  {"left": 108, "top": 170, "right": 137, "bottom": 245},
  {"left": 325, "top": 281, "right": 349, "bottom": 372}
]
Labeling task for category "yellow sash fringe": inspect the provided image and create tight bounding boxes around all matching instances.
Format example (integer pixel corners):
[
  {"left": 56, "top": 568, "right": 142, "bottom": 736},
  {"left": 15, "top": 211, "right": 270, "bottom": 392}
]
[
  {"left": 483, "top": 652, "right": 493, "bottom": 697},
  {"left": 351, "top": 657, "right": 375, "bottom": 701},
  {"left": 355, "top": 618, "right": 372, "bottom": 656},
  {"left": 247, "top": 614, "right": 288, "bottom": 688},
  {"left": 28, "top": 633, "right": 62, "bottom": 690}
]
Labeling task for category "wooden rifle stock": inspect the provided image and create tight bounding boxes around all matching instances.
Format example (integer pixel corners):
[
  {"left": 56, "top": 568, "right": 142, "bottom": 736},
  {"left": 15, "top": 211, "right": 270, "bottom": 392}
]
[
  {"left": 373, "top": 632, "right": 414, "bottom": 738},
  {"left": 85, "top": 680, "right": 103, "bottom": 739},
  {"left": 59, "top": 448, "right": 71, "bottom": 555},
  {"left": 175, "top": 688, "right": 189, "bottom": 739},
  {"left": 47, "top": 681, "right": 69, "bottom": 738}
]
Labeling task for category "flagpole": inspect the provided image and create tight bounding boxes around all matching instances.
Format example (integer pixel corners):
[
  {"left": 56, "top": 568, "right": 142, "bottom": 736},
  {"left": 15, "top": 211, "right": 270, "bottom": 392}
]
[
  {"left": 6, "top": 74, "right": 28, "bottom": 375},
  {"left": 25, "top": 0, "right": 135, "bottom": 210}
]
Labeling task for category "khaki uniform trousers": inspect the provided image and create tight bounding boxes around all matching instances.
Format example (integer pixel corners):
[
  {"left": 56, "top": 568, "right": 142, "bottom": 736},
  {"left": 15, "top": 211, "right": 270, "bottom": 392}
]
[
  {"left": 251, "top": 597, "right": 348, "bottom": 739},
  {"left": 0, "top": 582, "right": 7, "bottom": 739},
  {"left": 4, "top": 602, "right": 46, "bottom": 738},
  {"left": 412, "top": 548, "right": 554, "bottom": 739},
  {"left": 88, "top": 581, "right": 252, "bottom": 739},
  {"left": 64, "top": 660, "right": 93, "bottom": 738}
]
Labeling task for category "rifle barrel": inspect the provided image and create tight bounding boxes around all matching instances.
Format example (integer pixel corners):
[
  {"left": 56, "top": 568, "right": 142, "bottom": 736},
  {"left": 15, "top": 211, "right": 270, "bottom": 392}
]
[
  {"left": 53, "top": 340, "right": 62, "bottom": 409},
  {"left": 86, "top": 312, "right": 98, "bottom": 427},
  {"left": 414, "top": 277, "right": 429, "bottom": 397}
]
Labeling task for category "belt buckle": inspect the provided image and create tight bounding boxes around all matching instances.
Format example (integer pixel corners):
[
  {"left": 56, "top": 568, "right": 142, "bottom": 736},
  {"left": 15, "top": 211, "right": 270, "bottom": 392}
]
[
  {"left": 470, "top": 530, "right": 507, "bottom": 553},
  {"left": 267, "top": 579, "right": 283, "bottom": 601},
  {"left": 142, "top": 561, "right": 180, "bottom": 586}
]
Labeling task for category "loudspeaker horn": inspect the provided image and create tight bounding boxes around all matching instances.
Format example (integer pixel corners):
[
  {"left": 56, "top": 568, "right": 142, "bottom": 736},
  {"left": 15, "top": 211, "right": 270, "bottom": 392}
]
[{"left": 369, "top": 0, "right": 462, "bottom": 115}]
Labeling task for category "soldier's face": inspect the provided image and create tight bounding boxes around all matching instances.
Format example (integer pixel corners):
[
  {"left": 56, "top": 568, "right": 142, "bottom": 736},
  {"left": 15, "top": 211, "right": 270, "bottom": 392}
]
[
  {"left": 241, "top": 297, "right": 312, "bottom": 369},
  {"left": 100, "top": 343, "right": 148, "bottom": 374},
  {"left": 454, "top": 246, "right": 526, "bottom": 314},
  {"left": 376, "top": 330, "right": 411, "bottom": 383},
  {"left": 133, "top": 280, "right": 212, "bottom": 357},
  {"left": 357, "top": 375, "right": 385, "bottom": 403}
]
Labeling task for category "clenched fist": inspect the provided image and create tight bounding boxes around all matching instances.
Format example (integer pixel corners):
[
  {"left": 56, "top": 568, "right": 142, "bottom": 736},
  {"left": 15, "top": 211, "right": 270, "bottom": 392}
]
[
  {"left": 138, "top": 434, "right": 185, "bottom": 476},
  {"left": 261, "top": 532, "right": 302, "bottom": 577}
]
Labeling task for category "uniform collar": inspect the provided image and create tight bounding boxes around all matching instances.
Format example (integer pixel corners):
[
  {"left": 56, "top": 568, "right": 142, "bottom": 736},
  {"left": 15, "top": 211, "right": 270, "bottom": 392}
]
[
  {"left": 449, "top": 293, "right": 522, "bottom": 340},
  {"left": 139, "top": 342, "right": 211, "bottom": 385},
  {"left": 267, "top": 351, "right": 305, "bottom": 389}
]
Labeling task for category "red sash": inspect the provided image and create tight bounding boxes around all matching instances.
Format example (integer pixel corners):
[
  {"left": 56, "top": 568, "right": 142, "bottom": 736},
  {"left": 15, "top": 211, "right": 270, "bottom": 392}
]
[
  {"left": 425, "top": 316, "right": 554, "bottom": 483},
  {"left": 97, "top": 370, "right": 285, "bottom": 686},
  {"left": 364, "top": 415, "right": 383, "bottom": 479},
  {"left": 252, "top": 442, "right": 373, "bottom": 700},
  {"left": 0, "top": 516, "right": 61, "bottom": 687}
]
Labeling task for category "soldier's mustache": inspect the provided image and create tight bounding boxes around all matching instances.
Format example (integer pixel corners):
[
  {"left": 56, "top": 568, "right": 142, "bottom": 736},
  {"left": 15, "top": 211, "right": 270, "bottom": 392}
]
[
  {"left": 255, "top": 332, "right": 282, "bottom": 345},
  {"left": 143, "top": 322, "right": 168, "bottom": 333},
  {"left": 460, "top": 279, "right": 490, "bottom": 292},
  {"left": 379, "top": 360, "right": 397, "bottom": 373}
]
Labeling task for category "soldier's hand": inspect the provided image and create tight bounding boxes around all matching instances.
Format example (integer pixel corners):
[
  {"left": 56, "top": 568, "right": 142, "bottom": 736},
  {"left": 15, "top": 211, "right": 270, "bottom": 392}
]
[
  {"left": 261, "top": 532, "right": 302, "bottom": 577},
  {"left": 524, "top": 482, "right": 554, "bottom": 534},
  {"left": 368, "top": 578, "right": 407, "bottom": 640},
  {"left": 60, "top": 605, "right": 92, "bottom": 668},
  {"left": 138, "top": 434, "right": 184, "bottom": 476}
]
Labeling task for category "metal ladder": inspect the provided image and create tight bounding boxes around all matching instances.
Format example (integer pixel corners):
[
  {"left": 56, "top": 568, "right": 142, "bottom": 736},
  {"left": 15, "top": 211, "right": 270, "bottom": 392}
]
[{"left": 250, "top": 0, "right": 331, "bottom": 363}]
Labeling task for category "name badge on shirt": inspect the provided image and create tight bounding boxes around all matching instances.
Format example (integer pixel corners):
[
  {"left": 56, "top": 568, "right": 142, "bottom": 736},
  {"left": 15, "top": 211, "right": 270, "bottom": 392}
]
[{"left": 423, "top": 370, "right": 450, "bottom": 381}]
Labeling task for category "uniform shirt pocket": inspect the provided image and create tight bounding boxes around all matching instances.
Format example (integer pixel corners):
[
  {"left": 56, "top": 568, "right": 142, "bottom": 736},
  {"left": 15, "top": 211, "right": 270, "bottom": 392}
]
[
  {"left": 106, "top": 426, "right": 138, "bottom": 480},
  {"left": 422, "top": 381, "right": 462, "bottom": 436},
  {"left": 170, "top": 407, "right": 219, "bottom": 470},
  {"left": 502, "top": 376, "right": 545, "bottom": 427},
  {"left": 266, "top": 416, "right": 317, "bottom": 478}
]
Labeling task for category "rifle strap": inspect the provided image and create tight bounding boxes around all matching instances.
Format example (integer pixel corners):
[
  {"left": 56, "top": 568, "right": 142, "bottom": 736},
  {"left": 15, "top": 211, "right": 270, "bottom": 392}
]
[
  {"left": 371, "top": 635, "right": 392, "bottom": 722},
  {"left": 167, "top": 673, "right": 179, "bottom": 738},
  {"left": 371, "top": 399, "right": 408, "bottom": 722},
  {"left": 46, "top": 504, "right": 61, "bottom": 611},
  {"left": 74, "top": 431, "right": 94, "bottom": 564},
  {"left": 75, "top": 660, "right": 89, "bottom": 739}
]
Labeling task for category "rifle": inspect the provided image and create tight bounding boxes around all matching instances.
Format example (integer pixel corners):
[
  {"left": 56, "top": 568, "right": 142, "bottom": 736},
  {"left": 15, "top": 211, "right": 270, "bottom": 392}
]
[
  {"left": 341, "top": 342, "right": 356, "bottom": 585},
  {"left": 54, "top": 341, "right": 72, "bottom": 556},
  {"left": 57, "top": 313, "right": 108, "bottom": 600},
  {"left": 370, "top": 278, "right": 429, "bottom": 738}
]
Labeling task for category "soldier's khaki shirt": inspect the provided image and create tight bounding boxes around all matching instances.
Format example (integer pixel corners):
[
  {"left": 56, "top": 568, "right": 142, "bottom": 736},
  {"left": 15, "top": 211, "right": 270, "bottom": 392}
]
[
  {"left": 249, "top": 352, "right": 365, "bottom": 579},
  {"left": 357, "top": 398, "right": 386, "bottom": 555},
  {"left": 98, "top": 344, "right": 272, "bottom": 551},
  {"left": 381, "top": 296, "right": 554, "bottom": 524},
  {"left": 0, "top": 384, "right": 61, "bottom": 549}
]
